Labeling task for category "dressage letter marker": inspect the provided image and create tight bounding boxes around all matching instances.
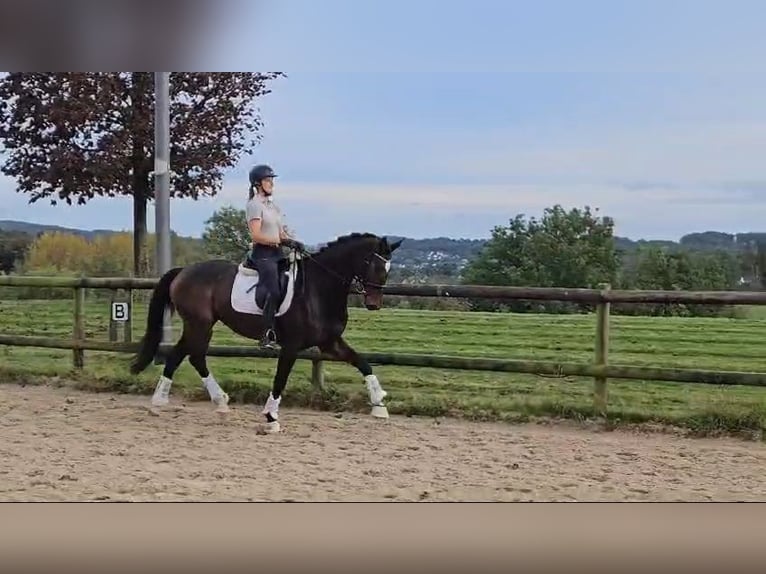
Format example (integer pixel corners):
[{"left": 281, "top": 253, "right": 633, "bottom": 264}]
[{"left": 111, "top": 301, "right": 130, "bottom": 322}]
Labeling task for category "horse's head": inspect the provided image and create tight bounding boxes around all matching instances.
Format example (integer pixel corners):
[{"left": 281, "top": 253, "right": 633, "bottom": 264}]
[
  {"left": 311, "top": 233, "right": 403, "bottom": 310},
  {"left": 354, "top": 235, "right": 403, "bottom": 310}
]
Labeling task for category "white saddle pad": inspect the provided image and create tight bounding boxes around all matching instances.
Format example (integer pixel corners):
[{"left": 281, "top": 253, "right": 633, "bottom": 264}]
[{"left": 230, "top": 263, "right": 297, "bottom": 316}]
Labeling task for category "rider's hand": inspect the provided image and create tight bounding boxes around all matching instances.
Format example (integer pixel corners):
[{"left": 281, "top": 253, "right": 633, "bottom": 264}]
[{"left": 282, "top": 238, "right": 304, "bottom": 251}]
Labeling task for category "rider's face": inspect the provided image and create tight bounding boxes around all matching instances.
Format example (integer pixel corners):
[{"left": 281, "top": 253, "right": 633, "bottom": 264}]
[{"left": 260, "top": 177, "right": 275, "bottom": 194}]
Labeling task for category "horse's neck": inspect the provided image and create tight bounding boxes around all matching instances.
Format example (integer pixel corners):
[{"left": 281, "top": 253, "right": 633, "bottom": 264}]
[
  {"left": 312, "top": 249, "right": 359, "bottom": 281},
  {"left": 304, "top": 249, "right": 359, "bottom": 299}
]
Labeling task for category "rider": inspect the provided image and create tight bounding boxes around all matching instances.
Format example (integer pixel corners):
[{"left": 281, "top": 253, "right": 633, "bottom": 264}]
[{"left": 245, "top": 164, "right": 305, "bottom": 349}]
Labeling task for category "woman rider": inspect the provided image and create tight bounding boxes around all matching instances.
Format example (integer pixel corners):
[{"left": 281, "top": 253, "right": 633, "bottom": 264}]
[{"left": 245, "top": 164, "right": 305, "bottom": 349}]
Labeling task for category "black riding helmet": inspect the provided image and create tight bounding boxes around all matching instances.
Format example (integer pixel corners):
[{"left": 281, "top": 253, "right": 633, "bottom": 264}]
[{"left": 249, "top": 164, "right": 278, "bottom": 187}]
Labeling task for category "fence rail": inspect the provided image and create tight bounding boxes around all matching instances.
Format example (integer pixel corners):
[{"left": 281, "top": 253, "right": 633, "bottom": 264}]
[
  {"left": 1, "top": 274, "right": 765, "bottom": 415},
  {"left": 1, "top": 333, "right": 765, "bottom": 387},
  {"left": 2, "top": 274, "right": 766, "bottom": 304}
]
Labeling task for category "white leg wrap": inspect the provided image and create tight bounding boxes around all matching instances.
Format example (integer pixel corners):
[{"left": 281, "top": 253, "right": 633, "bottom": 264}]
[
  {"left": 151, "top": 375, "right": 172, "bottom": 406},
  {"left": 202, "top": 374, "right": 229, "bottom": 413},
  {"left": 364, "top": 374, "right": 387, "bottom": 406},
  {"left": 202, "top": 374, "right": 223, "bottom": 399},
  {"left": 261, "top": 393, "right": 281, "bottom": 420}
]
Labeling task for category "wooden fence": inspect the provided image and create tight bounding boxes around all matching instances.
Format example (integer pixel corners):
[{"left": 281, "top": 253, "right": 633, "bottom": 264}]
[{"left": 1, "top": 275, "right": 766, "bottom": 414}]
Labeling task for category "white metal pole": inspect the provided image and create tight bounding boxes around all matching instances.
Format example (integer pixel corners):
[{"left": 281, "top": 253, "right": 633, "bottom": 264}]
[{"left": 154, "top": 72, "right": 172, "bottom": 345}]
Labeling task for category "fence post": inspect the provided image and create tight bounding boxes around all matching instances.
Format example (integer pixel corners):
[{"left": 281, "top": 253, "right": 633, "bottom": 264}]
[
  {"left": 108, "top": 290, "right": 118, "bottom": 342},
  {"left": 593, "top": 282, "right": 611, "bottom": 415},
  {"left": 311, "top": 359, "right": 325, "bottom": 390},
  {"left": 73, "top": 285, "right": 85, "bottom": 369},
  {"left": 125, "top": 287, "right": 133, "bottom": 343}
]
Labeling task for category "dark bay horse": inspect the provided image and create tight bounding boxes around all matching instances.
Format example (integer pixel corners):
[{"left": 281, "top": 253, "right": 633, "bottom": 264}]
[{"left": 129, "top": 232, "right": 403, "bottom": 432}]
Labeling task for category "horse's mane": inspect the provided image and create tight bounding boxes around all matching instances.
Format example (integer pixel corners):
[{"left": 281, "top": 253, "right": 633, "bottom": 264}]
[{"left": 313, "top": 232, "right": 381, "bottom": 256}]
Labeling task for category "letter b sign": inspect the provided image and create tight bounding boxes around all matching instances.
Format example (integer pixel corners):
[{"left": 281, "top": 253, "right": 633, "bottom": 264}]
[{"left": 111, "top": 301, "right": 129, "bottom": 322}]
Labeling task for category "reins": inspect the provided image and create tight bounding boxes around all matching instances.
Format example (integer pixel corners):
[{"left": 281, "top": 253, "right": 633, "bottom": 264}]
[{"left": 293, "top": 248, "right": 387, "bottom": 295}]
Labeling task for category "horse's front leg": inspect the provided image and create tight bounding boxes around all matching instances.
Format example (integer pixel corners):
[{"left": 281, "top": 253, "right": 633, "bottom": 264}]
[
  {"left": 261, "top": 349, "right": 298, "bottom": 433},
  {"left": 320, "top": 337, "right": 388, "bottom": 419}
]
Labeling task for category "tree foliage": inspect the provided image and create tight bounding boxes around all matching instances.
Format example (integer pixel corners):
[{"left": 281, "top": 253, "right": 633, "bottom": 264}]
[
  {"left": 23, "top": 231, "right": 94, "bottom": 273},
  {"left": 0, "top": 72, "right": 284, "bottom": 276},
  {"left": 20, "top": 230, "right": 206, "bottom": 279},
  {"left": 462, "top": 205, "right": 619, "bottom": 312},
  {"left": 458, "top": 203, "right": 750, "bottom": 316},
  {"left": 738, "top": 241, "right": 766, "bottom": 288},
  {"left": 0, "top": 230, "right": 33, "bottom": 274},
  {"left": 615, "top": 245, "right": 742, "bottom": 316},
  {"left": 201, "top": 205, "right": 251, "bottom": 261}
]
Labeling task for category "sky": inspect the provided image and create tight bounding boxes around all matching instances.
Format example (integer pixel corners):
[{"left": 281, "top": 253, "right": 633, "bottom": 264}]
[{"left": 2, "top": 0, "right": 766, "bottom": 245}]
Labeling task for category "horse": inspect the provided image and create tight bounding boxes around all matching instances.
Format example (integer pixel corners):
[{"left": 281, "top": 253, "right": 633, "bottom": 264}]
[{"left": 129, "top": 232, "right": 403, "bottom": 432}]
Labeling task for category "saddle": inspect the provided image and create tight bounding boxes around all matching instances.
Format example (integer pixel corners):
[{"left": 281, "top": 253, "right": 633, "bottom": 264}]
[{"left": 241, "top": 250, "right": 297, "bottom": 309}]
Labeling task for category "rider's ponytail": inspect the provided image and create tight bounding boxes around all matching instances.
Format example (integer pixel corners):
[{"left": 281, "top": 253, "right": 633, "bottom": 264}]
[{"left": 248, "top": 183, "right": 255, "bottom": 200}]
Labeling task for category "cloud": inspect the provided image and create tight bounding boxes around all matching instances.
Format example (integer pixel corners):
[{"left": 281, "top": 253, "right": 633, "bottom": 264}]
[
  {"left": 213, "top": 178, "right": 762, "bottom": 241},
  {"left": 3, "top": 68, "right": 766, "bottom": 244},
  {"left": 234, "top": 1, "right": 766, "bottom": 74},
  {"left": 252, "top": 71, "right": 766, "bottom": 196},
  {"left": 438, "top": 120, "right": 766, "bottom": 188},
  {"left": 1, "top": 168, "right": 762, "bottom": 244},
  {"left": 216, "top": 178, "right": 755, "bottom": 210}
]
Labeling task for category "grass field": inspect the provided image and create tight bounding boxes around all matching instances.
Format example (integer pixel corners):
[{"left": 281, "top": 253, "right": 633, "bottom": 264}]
[{"left": 2, "top": 295, "right": 766, "bottom": 437}]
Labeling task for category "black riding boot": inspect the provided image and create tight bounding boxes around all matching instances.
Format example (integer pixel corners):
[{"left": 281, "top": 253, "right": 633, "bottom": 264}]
[{"left": 259, "top": 295, "right": 279, "bottom": 350}]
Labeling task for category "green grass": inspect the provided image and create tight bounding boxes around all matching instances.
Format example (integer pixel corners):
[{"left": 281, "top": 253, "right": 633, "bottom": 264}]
[
  {"left": 738, "top": 305, "right": 766, "bottom": 321},
  {"left": 2, "top": 296, "right": 766, "bottom": 438}
]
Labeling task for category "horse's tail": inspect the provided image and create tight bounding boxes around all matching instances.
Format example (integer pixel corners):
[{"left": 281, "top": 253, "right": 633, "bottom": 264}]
[{"left": 129, "top": 266, "right": 184, "bottom": 375}]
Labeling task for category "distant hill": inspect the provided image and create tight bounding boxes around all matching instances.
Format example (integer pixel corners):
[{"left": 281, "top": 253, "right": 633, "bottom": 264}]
[
  {"left": 0, "top": 220, "right": 120, "bottom": 240},
  {"left": 0, "top": 218, "right": 762, "bottom": 280},
  {"left": 375, "top": 235, "right": 483, "bottom": 281}
]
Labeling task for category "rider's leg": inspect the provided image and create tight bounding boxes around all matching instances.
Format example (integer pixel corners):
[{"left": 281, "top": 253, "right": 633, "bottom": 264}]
[{"left": 255, "top": 256, "right": 281, "bottom": 349}]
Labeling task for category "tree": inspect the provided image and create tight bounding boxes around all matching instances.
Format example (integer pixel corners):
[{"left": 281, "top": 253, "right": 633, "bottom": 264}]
[
  {"left": 616, "top": 245, "right": 741, "bottom": 316},
  {"left": 23, "top": 231, "right": 92, "bottom": 273},
  {"left": 0, "top": 230, "right": 33, "bottom": 274},
  {"left": 89, "top": 233, "right": 135, "bottom": 277},
  {"left": 20, "top": 229, "right": 208, "bottom": 279},
  {"left": 0, "top": 72, "right": 285, "bottom": 277},
  {"left": 464, "top": 205, "right": 619, "bottom": 286},
  {"left": 201, "top": 205, "right": 251, "bottom": 261},
  {"left": 738, "top": 240, "right": 766, "bottom": 288},
  {"left": 461, "top": 205, "right": 619, "bottom": 312}
]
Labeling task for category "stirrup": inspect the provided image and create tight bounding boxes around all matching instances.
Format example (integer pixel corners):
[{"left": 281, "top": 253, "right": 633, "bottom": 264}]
[{"left": 260, "top": 328, "right": 279, "bottom": 349}]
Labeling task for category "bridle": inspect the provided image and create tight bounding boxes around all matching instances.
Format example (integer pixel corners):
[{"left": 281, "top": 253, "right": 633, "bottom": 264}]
[
  {"left": 297, "top": 249, "right": 390, "bottom": 295},
  {"left": 350, "top": 252, "right": 390, "bottom": 295}
]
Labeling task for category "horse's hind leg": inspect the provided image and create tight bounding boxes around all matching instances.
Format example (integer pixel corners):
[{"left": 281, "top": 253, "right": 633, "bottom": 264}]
[
  {"left": 151, "top": 335, "right": 190, "bottom": 407},
  {"left": 187, "top": 323, "right": 229, "bottom": 413}
]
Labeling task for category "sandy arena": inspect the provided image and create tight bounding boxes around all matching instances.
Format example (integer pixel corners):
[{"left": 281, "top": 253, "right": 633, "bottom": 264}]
[{"left": 2, "top": 382, "right": 766, "bottom": 501}]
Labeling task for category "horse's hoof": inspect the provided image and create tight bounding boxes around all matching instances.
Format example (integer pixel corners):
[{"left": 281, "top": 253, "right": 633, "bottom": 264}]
[
  {"left": 151, "top": 396, "right": 169, "bottom": 408},
  {"left": 371, "top": 405, "right": 389, "bottom": 419},
  {"left": 264, "top": 420, "right": 281, "bottom": 433},
  {"left": 213, "top": 392, "right": 230, "bottom": 413}
]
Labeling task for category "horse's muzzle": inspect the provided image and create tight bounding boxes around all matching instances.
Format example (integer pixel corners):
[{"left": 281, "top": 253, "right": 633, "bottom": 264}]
[{"left": 364, "top": 291, "right": 383, "bottom": 310}]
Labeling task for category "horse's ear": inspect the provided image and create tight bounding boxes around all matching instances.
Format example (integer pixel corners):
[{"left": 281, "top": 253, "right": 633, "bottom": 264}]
[{"left": 389, "top": 238, "right": 404, "bottom": 252}]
